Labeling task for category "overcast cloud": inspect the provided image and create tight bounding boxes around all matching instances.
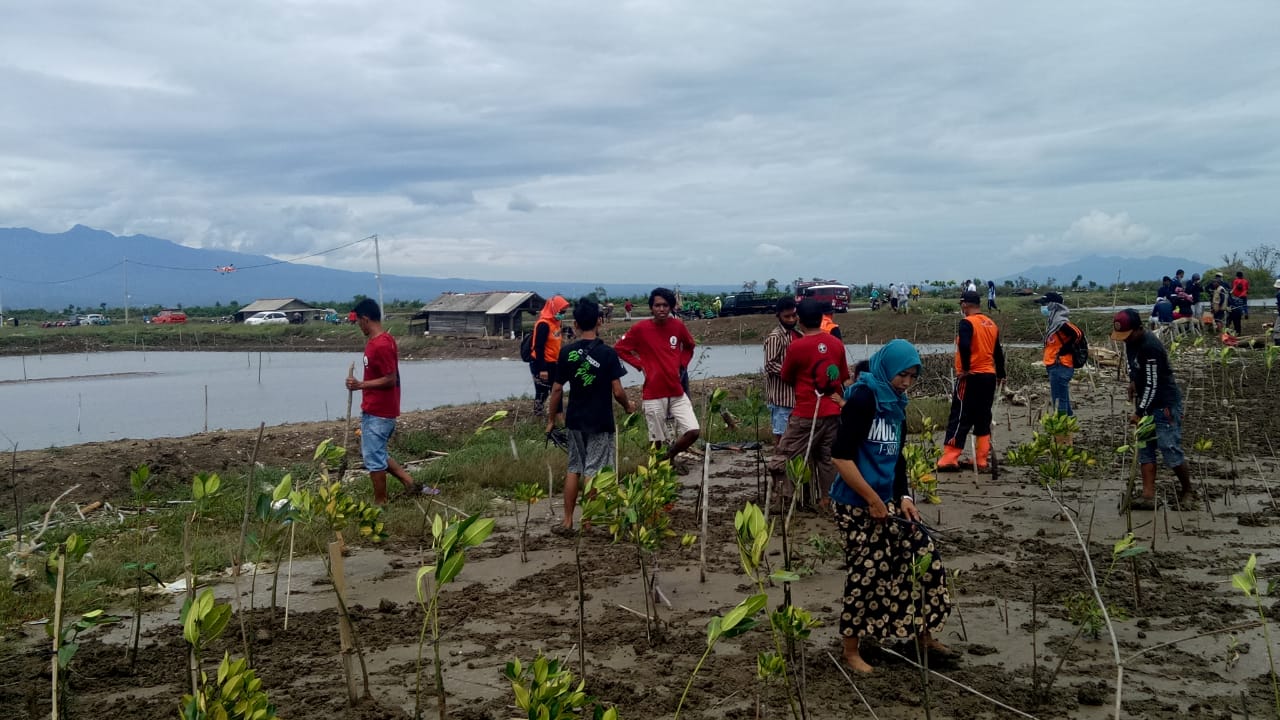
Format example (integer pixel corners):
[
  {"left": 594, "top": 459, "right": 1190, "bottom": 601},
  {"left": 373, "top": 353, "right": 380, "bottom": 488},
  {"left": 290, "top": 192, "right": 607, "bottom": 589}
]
[{"left": 2, "top": 1, "right": 1278, "bottom": 285}]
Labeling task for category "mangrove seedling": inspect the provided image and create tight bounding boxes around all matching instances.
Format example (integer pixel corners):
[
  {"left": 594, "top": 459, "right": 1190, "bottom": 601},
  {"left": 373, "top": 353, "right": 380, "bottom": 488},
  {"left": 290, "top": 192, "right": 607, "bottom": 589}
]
[
  {"left": 288, "top": 439, "right": 389, "bottom": 705},
  {"left": 182, "top": 472, "right": 224, "bottom": 695},
  {"left": 674, "top": 593, "right": 768, "bottom": 719},
  {"left": 178, "top": 589, "right": 277, "bottom": 720},
  {"left": 504, "top": 654, "right": 619, "bottom": 720},
  {"left": 576, "top": 468, "right": 624, "bottom": 676},
  {"left": 512, "top": 482, "right": 547, "bottom": 563},
  {"left": 904, "top": 415, "right": 942, "bottom": 503},
  {"left": 698, "top": 387, "right": 729, "bottom": 582},
  {"left": 1232, "top": 554, "right": 1280, "bottom": 715},
  {"left": 46, "top": 533, "right": 113, "bottom": 720},
  {"left": 124, "top": 463, "right": 160, "bottom": 671},
  {"left": 415, "top": 512, "right": 495, "bottom": 720},
  {"left": 603, "top": 452, "right": 681, "bottom": 643},
  {"left": 1042, "top": 534, "right": 1146, "bottom": 705}
]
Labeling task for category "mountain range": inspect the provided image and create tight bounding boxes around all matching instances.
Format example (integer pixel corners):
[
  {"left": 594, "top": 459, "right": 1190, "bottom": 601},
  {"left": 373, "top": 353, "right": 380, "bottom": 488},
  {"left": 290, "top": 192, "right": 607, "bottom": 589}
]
[
  {"left": 993, "top": 255, "right": 1212, "bottom": 287},
  {"left": 0, "top": 225, "right": 1214, "bottom": 310},
  {"left": 0, "top": 226, "right": 735, "bottom": 311}
]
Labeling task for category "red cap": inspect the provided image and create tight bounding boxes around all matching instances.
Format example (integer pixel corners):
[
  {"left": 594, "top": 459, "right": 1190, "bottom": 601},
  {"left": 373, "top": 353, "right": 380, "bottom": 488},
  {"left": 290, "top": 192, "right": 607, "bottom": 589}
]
[{"left": 1110, "top": 309, "right": 1141, "bottom": 341}]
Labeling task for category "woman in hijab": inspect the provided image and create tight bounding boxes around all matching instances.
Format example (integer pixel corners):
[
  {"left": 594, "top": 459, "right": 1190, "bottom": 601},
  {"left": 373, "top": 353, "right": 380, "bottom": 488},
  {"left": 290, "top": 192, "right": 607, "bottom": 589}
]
[{"left": 830, "top": 339, "right": 952, "bottom": 673}]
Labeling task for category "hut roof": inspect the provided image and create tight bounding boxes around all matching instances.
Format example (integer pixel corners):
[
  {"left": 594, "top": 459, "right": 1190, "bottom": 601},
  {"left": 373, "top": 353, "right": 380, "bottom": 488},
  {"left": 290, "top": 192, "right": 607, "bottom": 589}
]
[{"left": 421, "top": 292, "right": 543, "bottom": 315}]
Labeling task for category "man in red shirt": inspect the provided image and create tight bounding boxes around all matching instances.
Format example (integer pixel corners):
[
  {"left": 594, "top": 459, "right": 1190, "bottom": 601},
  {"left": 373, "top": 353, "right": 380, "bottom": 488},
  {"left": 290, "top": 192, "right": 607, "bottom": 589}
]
[
  {"left": 344, "top": 298, "right": 420, "bottom": 504},
  {"left": 769, "top": 298, "right": 849, "bottom": 508},
  {"left": 614, "top": 287, "right": 700, "bottom": 464}
]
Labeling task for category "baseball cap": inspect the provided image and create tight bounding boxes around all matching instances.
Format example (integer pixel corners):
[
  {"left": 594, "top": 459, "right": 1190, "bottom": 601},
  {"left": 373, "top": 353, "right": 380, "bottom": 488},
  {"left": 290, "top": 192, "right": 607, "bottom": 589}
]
[
  {"left": 960, "top": 290, "right": 981, "bottom": 305},
  {"left": 1110, "top": 309, "right": 1141, "bottom": 341},
  {"left": 1273, "top": 278, "right": 1280, "bottom": 289},
  {"left": 1035, "top": 292, "right": 1064, "bottom": 305}
]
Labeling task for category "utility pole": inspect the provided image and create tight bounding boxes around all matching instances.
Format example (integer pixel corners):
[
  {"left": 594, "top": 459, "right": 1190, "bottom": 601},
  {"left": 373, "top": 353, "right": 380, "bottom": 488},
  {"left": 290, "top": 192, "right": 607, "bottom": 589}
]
[
  {"left": 372, "top": 234, "right": 384, "bottom": 317},
  {"left": 123, "top": 258, "right": 129, "bottom": 325}
]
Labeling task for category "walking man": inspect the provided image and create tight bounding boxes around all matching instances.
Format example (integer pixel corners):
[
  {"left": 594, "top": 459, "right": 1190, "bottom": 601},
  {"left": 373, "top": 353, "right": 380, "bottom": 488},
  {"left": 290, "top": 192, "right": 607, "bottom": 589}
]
[
  {"left": 624, "top": 300, "right": 633, "bottom": 321},
  {"left": 938, "top": 290, "right": 1006, "bottom": 472},
  {"left": 529, "top": 295, "right": 570, "bottom": 417},
  {"left": 614, "top": 288, "right": 701, "bottom": 464},
  {"left": 546, "top": 298, "right": 635, "bottom": 533},
  {"left": 345, "top": 298, "right": 421, "bottom": 505},
  {"left": 769, "top": 298, "right": 849, "bottom": 508},
  {"left": 1110, "top": 309, "right": 1193, "bottom": 509},
  {"left": 1036, "top": 292, "right": 1083, "bottom": 415},
  {"left": 763, "top": 297, "right": 802, "bottom": 444}
]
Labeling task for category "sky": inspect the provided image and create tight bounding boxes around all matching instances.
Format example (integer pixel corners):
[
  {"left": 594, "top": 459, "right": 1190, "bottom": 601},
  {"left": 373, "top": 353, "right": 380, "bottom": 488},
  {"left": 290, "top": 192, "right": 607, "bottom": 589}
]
[{"left": 2, "top": 1, "right": 1278, "bottom": 286}]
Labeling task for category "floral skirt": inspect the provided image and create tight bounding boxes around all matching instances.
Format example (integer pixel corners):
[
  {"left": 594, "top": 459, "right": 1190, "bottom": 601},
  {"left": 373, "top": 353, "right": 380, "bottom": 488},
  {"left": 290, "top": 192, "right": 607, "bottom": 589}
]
[{"left": 834, "top": 501, "right": 951, "bottom": 641}]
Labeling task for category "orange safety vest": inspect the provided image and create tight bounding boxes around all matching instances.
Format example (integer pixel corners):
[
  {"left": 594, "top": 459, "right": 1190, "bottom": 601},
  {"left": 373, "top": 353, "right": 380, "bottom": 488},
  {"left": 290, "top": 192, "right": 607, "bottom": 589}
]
[
  {"left": 820, "top": 315, "right": 839, "bottom": 335},
  {"left": 955, "top": 314, "right": 999, "bottom": 375}
]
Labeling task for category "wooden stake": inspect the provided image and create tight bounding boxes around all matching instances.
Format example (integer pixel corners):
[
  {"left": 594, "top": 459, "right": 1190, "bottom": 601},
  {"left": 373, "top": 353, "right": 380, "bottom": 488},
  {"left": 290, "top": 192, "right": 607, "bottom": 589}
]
[{"left": 329, "top": 540, "right": 361, "bottom": 705}]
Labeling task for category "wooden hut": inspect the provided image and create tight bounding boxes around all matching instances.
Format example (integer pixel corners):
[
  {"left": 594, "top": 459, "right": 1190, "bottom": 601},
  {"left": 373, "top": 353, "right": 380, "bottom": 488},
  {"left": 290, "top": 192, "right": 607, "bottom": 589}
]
[
  {"left": 411, "top": 292, "right": 544, "bottom": 337},
  {"left": 234, "top": 298, "right": 317, "bottom": 323}
]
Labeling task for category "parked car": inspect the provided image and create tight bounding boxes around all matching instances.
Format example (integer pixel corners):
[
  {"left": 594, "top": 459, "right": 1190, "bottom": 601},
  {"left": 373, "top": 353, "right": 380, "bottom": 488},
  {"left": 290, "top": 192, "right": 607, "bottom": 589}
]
[
  {"left": 151, "top": 310, "right": 188, "bottom": 324},
  {"left": 84, "top": 313, "right": 109, "bottom": 325},
  {"left": 244, "top": 311, "right": 289, "bottom": 326}
]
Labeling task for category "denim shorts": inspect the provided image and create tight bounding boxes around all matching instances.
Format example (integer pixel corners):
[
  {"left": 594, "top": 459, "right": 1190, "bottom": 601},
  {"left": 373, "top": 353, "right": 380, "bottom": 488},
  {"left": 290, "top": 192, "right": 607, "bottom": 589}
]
[
  {"left": 767, "top": 404, "right": 794, "bottom": 436},
  {"left": 360, "top": 414, "right": 397, "bottom": 471},
  {"left": 1138, "top": 402, "right": 1184, "bottom": 468}
]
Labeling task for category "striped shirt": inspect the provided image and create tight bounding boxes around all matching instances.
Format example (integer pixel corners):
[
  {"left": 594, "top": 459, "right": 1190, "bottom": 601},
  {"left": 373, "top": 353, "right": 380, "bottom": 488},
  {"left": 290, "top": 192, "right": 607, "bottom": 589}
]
[{"left": 763, "top": 323, "right": 800, "bottom": 408}]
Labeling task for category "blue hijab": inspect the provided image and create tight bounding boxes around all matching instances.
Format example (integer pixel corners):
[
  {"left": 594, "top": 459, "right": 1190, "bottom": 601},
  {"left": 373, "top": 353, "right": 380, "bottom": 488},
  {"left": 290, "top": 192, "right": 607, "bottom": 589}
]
[{"left": 851, "top": 339, "right": 921, "bottom": 422}]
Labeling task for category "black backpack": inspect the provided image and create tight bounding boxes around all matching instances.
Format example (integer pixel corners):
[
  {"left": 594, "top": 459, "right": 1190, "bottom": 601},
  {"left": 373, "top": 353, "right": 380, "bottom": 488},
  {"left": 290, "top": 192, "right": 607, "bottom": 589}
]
[
  {"left": 519, "top": 332, "right": 534, "bottom": 363},
  {"left": 1066, "top": 322, "right": 1089, "bottom": 368}
]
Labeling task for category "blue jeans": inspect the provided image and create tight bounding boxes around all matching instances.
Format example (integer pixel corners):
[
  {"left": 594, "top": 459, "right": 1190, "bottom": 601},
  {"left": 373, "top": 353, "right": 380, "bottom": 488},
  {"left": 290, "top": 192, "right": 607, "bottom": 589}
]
[
  {"left": 767, "top": 404, "right": 793, "bottom": 436},
  {"left": 1138, "top": 400, "right": 1185, "bottom": 468},
  {"left": 1047, "top": 364, "right": 1075, "bottom": 416},
  {"left": 360, "top": 414, "right": 397, "bottom": 471}
]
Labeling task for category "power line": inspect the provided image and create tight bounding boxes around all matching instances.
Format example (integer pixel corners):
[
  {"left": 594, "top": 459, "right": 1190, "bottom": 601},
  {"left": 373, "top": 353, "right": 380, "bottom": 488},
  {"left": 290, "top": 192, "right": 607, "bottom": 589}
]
[
  {"left": 0, "top": 261, "right": 124, "bottom": 285},
  {"left": 127, "top": 235, "right": 374, "bottom": 273}
]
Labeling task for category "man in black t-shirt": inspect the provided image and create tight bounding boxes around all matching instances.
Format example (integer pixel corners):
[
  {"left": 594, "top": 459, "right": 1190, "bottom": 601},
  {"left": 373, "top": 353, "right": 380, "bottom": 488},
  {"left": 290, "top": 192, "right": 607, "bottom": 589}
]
[{"left": 546, "top": 298, "right": 635, "bottom": 533}]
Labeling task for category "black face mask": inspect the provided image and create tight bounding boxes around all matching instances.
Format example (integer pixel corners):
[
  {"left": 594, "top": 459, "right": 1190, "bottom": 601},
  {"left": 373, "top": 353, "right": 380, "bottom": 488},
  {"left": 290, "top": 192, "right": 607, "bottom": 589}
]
[{"left": 781, "top": 320, "right": 797, "bottom": 331}]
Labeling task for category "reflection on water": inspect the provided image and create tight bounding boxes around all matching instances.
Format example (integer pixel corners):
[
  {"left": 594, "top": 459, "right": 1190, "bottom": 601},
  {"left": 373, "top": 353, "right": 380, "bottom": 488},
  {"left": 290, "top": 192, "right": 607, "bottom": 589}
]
[{"left": 0, "top": 343, "right": 959, "bottom": 447}]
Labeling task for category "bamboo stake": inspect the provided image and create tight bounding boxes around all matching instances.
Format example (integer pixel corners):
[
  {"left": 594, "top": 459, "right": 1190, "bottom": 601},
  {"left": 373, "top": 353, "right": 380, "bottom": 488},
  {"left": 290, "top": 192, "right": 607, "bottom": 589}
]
[
  {"left": 51, "top": 548, "right": 66, "bottom": 720},
  {"left": 329, "top": 540, "right": 361, "bottom": 705}
]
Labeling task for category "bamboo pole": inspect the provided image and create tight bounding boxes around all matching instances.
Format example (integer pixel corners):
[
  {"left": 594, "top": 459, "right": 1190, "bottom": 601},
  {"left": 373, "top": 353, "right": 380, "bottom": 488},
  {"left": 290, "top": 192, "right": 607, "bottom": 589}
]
[{"left": 329, "top": 540, "right": 361, "bottom": 705}]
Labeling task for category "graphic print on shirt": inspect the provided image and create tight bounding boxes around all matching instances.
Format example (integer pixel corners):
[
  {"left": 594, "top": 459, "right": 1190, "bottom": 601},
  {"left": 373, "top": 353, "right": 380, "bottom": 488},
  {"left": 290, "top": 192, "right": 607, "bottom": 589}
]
[
  {"left": 866, "top": 417, "right": 900, "bottom": 457},
  {"left": 567, "top": 346, "right": 602, "bottom": 387}
]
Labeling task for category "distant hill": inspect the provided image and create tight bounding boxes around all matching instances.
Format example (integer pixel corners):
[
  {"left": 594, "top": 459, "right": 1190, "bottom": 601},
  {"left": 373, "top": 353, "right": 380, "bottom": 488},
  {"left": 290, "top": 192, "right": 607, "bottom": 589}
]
[
  {"left": 995, "top": 255, "right": 1211, "bottom": 287},
  {"left": 0, "top": 226, "right": 736, "bottom": 311}
]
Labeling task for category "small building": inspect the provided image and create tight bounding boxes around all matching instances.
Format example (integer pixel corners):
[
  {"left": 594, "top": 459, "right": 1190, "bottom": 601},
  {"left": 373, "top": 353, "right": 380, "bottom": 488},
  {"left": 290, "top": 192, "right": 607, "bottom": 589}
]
[
  {"left": 234, "top": 298, "right": 316, "bottom": 323},
  {"left": 412, "top": 291, "right": 545, "bottom": 337}
]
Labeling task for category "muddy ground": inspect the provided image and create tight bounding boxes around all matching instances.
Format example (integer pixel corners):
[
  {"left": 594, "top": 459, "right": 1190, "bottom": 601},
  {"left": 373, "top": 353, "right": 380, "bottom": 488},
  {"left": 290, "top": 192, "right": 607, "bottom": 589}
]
[{"left": 3, "top": 349, "right": 1280, "bottom": 719}]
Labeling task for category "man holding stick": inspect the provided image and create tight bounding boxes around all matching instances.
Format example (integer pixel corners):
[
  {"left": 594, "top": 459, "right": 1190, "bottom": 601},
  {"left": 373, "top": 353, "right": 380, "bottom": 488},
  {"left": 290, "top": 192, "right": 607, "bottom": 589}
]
[{"left": 344, "top": 298, "right": 424, "bottom": 505}]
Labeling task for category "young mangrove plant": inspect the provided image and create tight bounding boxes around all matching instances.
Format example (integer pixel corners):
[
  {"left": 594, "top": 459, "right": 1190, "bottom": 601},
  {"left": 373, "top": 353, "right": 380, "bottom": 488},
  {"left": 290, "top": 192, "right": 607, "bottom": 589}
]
[
  {"left": 178, "top": 588, "right": 278, "bottom": 720},
  {"left": 47, "top": 533, "right": 115, "bottom": 720},
  {"left": 287, "top": 439, "right": 389, "bottom": 705},
  {"left": 415, "top": 512, "right": 495, "bottom": 720},
  {"left": 1043, "top": 534, "right": 1147, "bottom": 704},
  {"left": 735, "top": 502, "right": 802, "bottom": 720},
  {"left": 1232, "top": 554, "right": 1279, "bottom": 715},
  {"left": 603, "top": 452, "right": 681, "bottom": 643},
  {"left": 504, "top": 653, "right": 618, "bottom": 720},
  {"left": 512, "top": 481, "right": 546, "bottom": 563},
  {"left": 574, "top": 467, "right": 620, "bottom": 677},
  {"left": 904, "top": 415, "right": 942, "bottom": 503},
  {"left": 183, "top": 472, "right": 224, "bottom": 696},
  {"left": 674, "top": 593, "right": 768, "bottom": 719},
  {"left": 123, "top": 463, "right": 160, "bottom": 671},
  {"left": 698, "top": 387, "right": 729, "bottom": 582}
]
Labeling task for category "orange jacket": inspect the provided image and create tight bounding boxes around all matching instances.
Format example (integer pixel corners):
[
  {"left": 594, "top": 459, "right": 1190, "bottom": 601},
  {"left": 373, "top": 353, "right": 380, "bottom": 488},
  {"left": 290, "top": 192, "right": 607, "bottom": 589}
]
[
  {"left": 955, "top": 313, "right": 1005, "bottom": 377},
  {"left": 1043, "top": 322, "right": 1081, "bottom": 368},
  {"left": 532, "top": 296, "right": 570, "bottom": 372}
]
